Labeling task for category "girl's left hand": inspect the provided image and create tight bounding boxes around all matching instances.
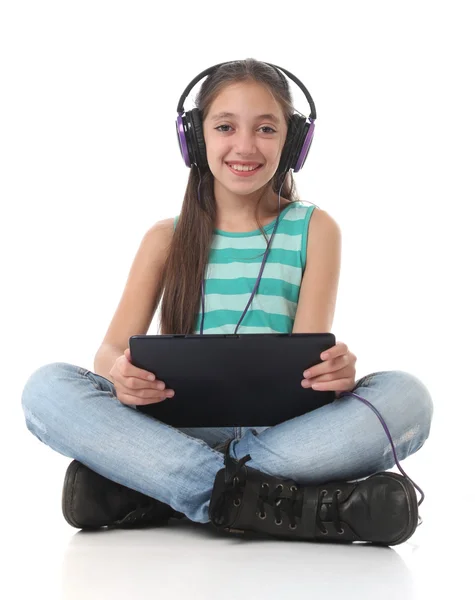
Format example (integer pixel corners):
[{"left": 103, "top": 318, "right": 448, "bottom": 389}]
[{"left": 301, "top": 341, "right": 357, "bottom": 399}]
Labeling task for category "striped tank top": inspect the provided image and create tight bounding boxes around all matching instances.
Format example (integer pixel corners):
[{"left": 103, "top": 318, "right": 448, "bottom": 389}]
[{"left": 173, "top": 201, "right": 317, "bottom": 335}]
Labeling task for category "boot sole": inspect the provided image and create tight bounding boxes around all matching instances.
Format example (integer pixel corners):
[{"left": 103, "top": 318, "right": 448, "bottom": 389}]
[{"left": 62, "top": 460, "right": 97, "bottom": 529}]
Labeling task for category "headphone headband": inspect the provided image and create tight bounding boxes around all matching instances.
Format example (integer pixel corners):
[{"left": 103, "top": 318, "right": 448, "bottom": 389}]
[
  {"left": 175, "top": 60, "right": 317, "bottom": 174},
  {"left": 176, "top": 61, "right": 316, "bottom": 120}
]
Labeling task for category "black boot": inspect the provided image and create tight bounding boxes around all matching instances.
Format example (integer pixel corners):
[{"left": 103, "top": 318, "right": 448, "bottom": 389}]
[
  {"left": 208, "top": 441, "right": 419, "bottom": 546},
  {"left": 62, "top": 460, "right": 186, "bottom": 529}
]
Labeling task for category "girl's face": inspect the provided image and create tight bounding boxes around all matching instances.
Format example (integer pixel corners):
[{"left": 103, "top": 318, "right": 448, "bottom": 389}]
[{"left": 202, "top": 81, "right": 288, "bottom": 196}]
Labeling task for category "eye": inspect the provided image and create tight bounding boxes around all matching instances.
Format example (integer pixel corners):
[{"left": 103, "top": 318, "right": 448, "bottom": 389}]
[
  {"left": 260, "top": 126, "right": 277, "bottom": 134},
  {"left": 214, "top": 125, "right": 276, "bottom": 134}
]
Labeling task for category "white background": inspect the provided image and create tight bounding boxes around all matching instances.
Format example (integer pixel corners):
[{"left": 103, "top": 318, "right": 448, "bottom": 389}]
[{"left": 1, "top": 1, "right": 473, "bottom": 597}]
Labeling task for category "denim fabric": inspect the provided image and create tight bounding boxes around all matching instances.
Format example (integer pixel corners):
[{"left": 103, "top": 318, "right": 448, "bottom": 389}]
[{"left": 21, "top": 363, "right": 433, "bottom": 523}]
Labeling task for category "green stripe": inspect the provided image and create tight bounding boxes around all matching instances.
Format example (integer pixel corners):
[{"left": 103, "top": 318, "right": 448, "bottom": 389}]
[
  {"left": 212, "top": 210, "right": 303, "bottom": 238},
  {"left": 203, "top": 277, "right": 300, "bottom": 303},
  {"left": 194, "top": 309, "right": 293, "bottom": 333}
]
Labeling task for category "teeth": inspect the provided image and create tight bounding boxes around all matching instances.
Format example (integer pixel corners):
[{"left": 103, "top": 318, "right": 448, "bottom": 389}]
[{"left": 228, "top": 163, "right": 260, "bottom": 172}]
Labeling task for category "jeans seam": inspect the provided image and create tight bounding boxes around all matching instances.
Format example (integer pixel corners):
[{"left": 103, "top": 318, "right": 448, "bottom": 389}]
[
  {"left": 355, "top": 371, "right": 378, "bottom": 389},
  {"left": 81, "top": 369, "right": 116, "bottom": 398}
]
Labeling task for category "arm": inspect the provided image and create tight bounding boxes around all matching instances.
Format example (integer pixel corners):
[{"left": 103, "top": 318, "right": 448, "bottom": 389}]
[
  {"left": 93, "top": 343, "right": 124, "bottom": 381},
  {"left": 292, "top": 209, "right": 342, "bottom": 333},
  {"left": 93, "top": 218, "right": 175, "bottom": 378}
]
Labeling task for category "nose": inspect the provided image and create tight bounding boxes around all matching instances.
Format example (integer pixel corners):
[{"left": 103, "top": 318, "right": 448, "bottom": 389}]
[{"left": 234, "top": 129, "right": 257, "bottom": 156}]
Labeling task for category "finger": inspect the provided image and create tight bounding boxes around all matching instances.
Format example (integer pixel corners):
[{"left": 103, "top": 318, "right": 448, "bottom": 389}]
[
  {"left": 130, "top": 368, "right": 158, "bottom": 382},
  {"left": 308, "top": 377, "right": 354, "bottom": 391},
  {"left": 141, "top": 389, "right": 175, "bottom": 404},
  {"left": 115, "top": 379, "right": 169, "bottom": 398},
  {"left": 123, "top": 373, "right": 164, "bottom": 390},
  {"left": 320, "top": 341, "right": 348, "bottom": 361},
  {"left": 122, "top": 350, "right": 156, "bottom": 381},
  {"left": 305, "top": 354, "right": 349, "bottom": 379},
  {"left": 313, "top": 362, "right": 354, "bottom": 384},
  {"left": 119, "top": 386, "right": 174, "bottom": 403},
  {"left": 120, "top": 393, "right": 167, "bottom": 406},
  {"left": 303, "top": 355, "right": 330, "bottom": 379},
  {"left": 137, "top": 386, "right": 174, "bottom": 400}
]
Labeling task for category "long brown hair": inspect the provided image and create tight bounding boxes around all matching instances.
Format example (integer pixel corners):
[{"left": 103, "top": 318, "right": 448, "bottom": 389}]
[{"left": 158, "top": 58, "right": 303, "bottom": 334}]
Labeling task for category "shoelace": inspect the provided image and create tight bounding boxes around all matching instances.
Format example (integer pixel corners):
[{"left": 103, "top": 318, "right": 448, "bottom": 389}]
[
  {"left": 213, "top": 454, "right": 343, "bottom": 534},
  {"left": 212, "top": 454, "right": 253, "bottom": 527},
  {"left": 114, "top": 484, "right": 171, "bottom": 526},
  {"left": 257, "top": 482, "right": 343, "bottom": 534},
  {"left": 116, "top": 502, "right": 166, "bottom": 526}
]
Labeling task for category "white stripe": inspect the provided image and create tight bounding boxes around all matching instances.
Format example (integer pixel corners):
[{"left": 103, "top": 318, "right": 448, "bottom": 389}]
[
  {"left": 197, "top": 293, "right": 297, "bottom": 318},
  {"left": 211, "top": 230, "right": 302, "bottom": 250},
  {"left": 285, "top": 205, "right": 312, "bottom": 220},
  {"left": 206, "top": 261, "right": 302, "bottom": 285},
  {"left": 195, "top": 324, "right": 282, "bottom": 334}
]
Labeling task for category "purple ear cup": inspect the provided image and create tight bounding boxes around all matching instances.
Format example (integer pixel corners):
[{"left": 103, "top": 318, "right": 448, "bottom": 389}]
[
  {"left": 294, "top": 119, "right": 315, "bottom": 172},
  {"left": 176, "top": 113, "right": 191, "bottom": 168}
]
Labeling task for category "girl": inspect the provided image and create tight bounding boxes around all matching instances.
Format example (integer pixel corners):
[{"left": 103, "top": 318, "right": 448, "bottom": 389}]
[{"left": 21, "top": 58, "right": 433, "bottom": 546}]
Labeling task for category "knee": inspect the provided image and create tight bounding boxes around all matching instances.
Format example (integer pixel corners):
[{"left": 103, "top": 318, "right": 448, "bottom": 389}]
[
  {"left": 387, "top": 370, "right": 434, "bottom": 451},
  {"left": 21, "top": 362, "right": 81, "bottom": 426}
]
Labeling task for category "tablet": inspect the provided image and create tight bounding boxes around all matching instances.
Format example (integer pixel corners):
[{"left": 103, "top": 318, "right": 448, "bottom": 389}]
[{"left": 130, "top": 333, "right": 336, "bottom": 427}]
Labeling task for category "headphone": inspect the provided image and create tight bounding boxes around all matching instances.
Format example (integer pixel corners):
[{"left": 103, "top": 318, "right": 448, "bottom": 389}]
[{"left": 175, "top": 61, "right": 317, "bottom": 178}]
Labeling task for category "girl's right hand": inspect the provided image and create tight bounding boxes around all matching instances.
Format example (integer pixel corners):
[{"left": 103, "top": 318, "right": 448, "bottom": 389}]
[{"left": 108, "top": 347, "right": 175, "bottom": 406}]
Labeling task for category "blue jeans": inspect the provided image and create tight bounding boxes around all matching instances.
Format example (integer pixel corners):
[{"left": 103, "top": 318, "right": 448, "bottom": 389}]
[{"left": 21, "top": 363, "right": 433, "bottom": 524}]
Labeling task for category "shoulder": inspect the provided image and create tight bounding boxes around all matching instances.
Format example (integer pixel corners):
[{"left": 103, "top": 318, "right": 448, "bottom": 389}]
[
  {"left": 148, "top": 217, "right": 175, "bottom": 239},
  {"left": 303, "top": 207, "right": 342, "bottom": 275},
  {"left": 307, "top": 207, "right": 341, "bottom": 246},
  {"left": 142, "top": 217, "right": 176, "bottom": 259},
  {"left": 149, "top": 216, "right": 175, "bottom": 235}
]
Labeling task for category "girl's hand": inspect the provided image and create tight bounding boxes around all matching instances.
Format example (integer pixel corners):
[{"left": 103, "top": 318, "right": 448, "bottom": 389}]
[
  {"left": 301, "top": 341, "right": 357, "bottom": 399},
  {"left": 109, "top": 348, "right": 175, "bottom": 406}
]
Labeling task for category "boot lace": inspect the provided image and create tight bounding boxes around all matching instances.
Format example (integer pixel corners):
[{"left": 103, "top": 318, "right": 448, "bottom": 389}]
[
  {"left": 257, "top": 484, "right": 343, "bottom": 534},
  {"left": 213, "top": 454, "right": 344, "bottom": 534},
  {"left": 114, "top": 502, "right": 169, "bottom": 527},
  {"left": 112, "top": 484, "right": 172, "bottom": 527},
  {"left": 212, "top": 454, "right": 253, "bottom": 527}
]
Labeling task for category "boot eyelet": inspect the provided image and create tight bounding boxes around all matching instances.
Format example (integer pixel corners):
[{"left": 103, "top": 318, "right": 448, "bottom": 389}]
[
  {"left": 290, "top": 485, "right": 298, "bottom": 491},
  {"left": 275, "top": 519, "right": 282, "bottom": 526},
  {"left": 261, "top": 482, "right": 269, "bottom": 489},
  {"left": 233, "top": 476, "right": 240, "bottom": 487},
  {"left": 289, "top": 523, "right": 297, "bottom": 530},
  {"left": 257, "top": 511, "right": 266, "bottom": 519},
  {"left": 276, "top": 484, "right": 283, "bottom": 492},
  {"left": 336, "top": 489, "right": 341, "bottom": 495},
  {"left": 321, "top": 490, "right": 327, "bottom": 497},
  {"left": 338, "top": 527, "right": 345, "bottom": 534},
  {"left": 321, "top": 528, "right": 328, "bottom": 534},
  {"left": 233, "top": 498, "right": 241, "bottom": 507}
]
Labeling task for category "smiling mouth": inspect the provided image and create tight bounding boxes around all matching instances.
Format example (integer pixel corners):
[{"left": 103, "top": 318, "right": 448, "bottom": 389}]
[{"left": 225, "top": 163, "right": 264, "bottom": 174}]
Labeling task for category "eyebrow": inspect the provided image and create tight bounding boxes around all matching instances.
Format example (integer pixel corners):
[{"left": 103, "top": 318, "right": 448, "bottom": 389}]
[{"left": 210, "top": 111, "right": 281, "bottom": 124}]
